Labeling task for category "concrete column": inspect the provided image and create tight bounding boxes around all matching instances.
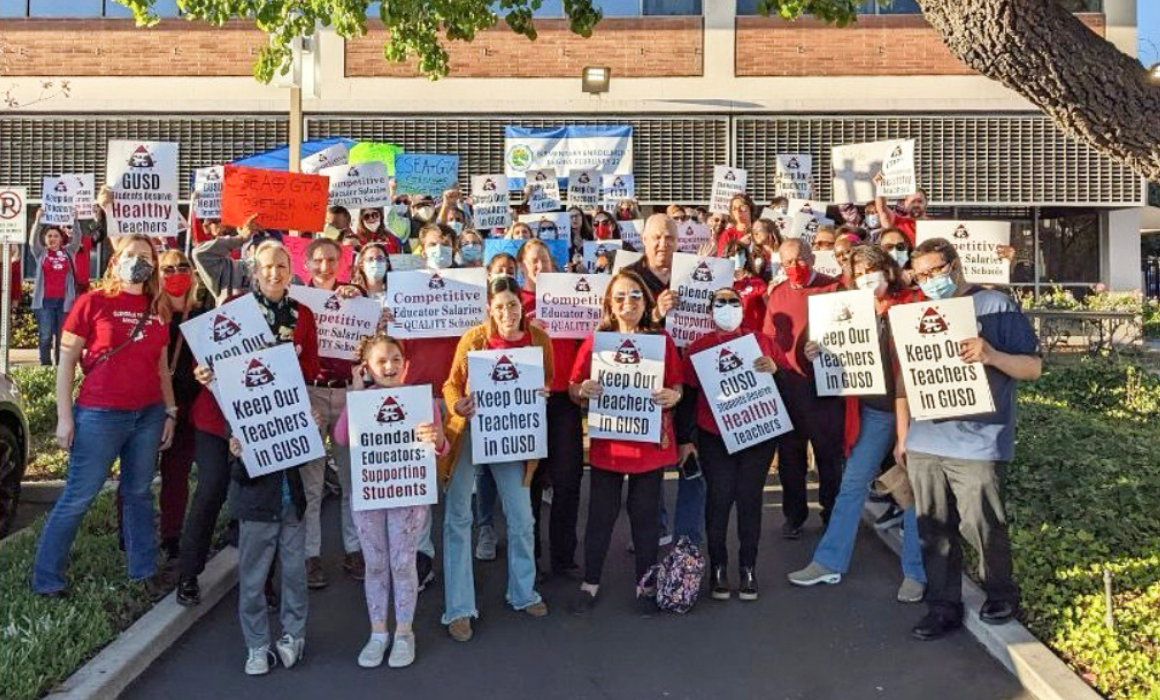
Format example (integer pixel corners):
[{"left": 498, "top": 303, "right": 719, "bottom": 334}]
[
  {"left": 703, "top": 0, "right": 736, "bottom": 83},
  {"left": 1102, "top": 208, "right": 1143, "bottom": 291}
]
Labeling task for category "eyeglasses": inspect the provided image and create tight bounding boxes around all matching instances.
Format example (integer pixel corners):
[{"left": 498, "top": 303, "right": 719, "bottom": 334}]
[
  {"left": 611, "top": 290, "right": 644, "bottom": 304},
  {"left": 362, "top": 212, "right": 381, "bottom": 221},
  {"left": 161, "top": 264, "right": 191, "bottom": 274},
  {"left": 881, "top": 243, "right": 908, "bottom": 252},
  {"left": 672, "top": 215, "right": 688, "bottom": 222},
  {"left": 912, "top": 260, "right": 953, "bottom": 283},
  {"left": 712, "top": 298, "right": 741, "bottom": 308},
  {"left": 814, "top": 241, "right": 835, "bottom": 250}
]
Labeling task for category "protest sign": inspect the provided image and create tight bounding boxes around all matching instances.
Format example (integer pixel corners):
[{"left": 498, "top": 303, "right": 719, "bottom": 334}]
[
  {"left": 889, "top": 296, "right": 996, "bottom": 420},
  {"left": 775, "top": 154, "right": 812, "bottom": 200},
  {"left": 690, "top": 334, "right": 793, "bottom": 454},
  {"left": 787, "top": 198, "right": 830, "bottom": 219},
  {"left": 582, "top": 240, "right": 622, "bottom": 273},
  {"left": 220, "top": 165, "right": 329, "bottom": 233},
  {"left": 587, "top": 332, "right": 665, "bottom": 444},
  {"left": 395, "top": 154, "right": 459, "bottom": 197},
  {"left": 813, "top": 250, "right": 844, "bottom": 279},
  {"left": 517, "top": 211, "right": 571, "bottom": 242},
  {"left": 192, "top": 166, "right": 223, "bottom": 219},
  {"left": 0, "top": 187, "right": 27, "bottom": 244},
  {"left": 601, "top": 174, "right": 635, "bottom": 209},
  {"left": 41, "top": 174, "right": 94, "bottom": 226},
  {"left": 289, "top": 285, "right": 382, "bottom": 361},
  {"left": 535, "top": 272, "right": 611, "bottom": 339},
  {"left": 347, "top": 385, "right": 438, "bottom": 511},
  {"left": 917, "top": 220, "right": 1011, "bottom": 285},
  {"left": 214, "top": 343, "right": 325, "bottom": 478},
  {"left": 786, "top": 212, "right": 834, "bottom": 247},
  {"left": 483, "top": 238, "right": 569, "bottom": 272},
  {"left": 567, "top": 169, "right": 601, "bottom": 210},
  {"left": 611, "top": 249, "right": 642, "bottom": 273},
  {"left": 321, "top": 161, "right": 391, "bottom": 209},
  {"left": 504, "top": 125, "right": 633, "bottom": 189},
  {"left": 384, "top": 267, "right": 487, "bottom": 339},
  {"left": 676, "top": 220, "right": 711, "bottom": 253},
  {"left": 808, "top": 289, "right": 885, "bottom": 396},
  {"left": 105, "top": 140, "right": 180, "bottom": 237},
  {"left": 710, "top": 166, "right": 748, "bottom": 215},
  {"left": 831, "top": 139, "right": 917, "bottom": 204},
  {"left": 666, "top": 253, "right": 735, "bottom": 348},
  {"left": 468, "top": 347, "right": 548, "bottom": 463},
  {"left": 301, "top": 142, "right": 350, "bottom": 175},
  {"left": 180, "top": 294, "right": 275, "bottom": 371},
  {"left": 525, "top": 168, "right": 562, "bottom": 213},
  {"left": 388, "top": 253, "right": 426, "bottom": 271},
  {"left": 617, "top": 218, "right": 643, "bottom": 249},
  {"left": 348, "top": 141, "right": 403, "bottom": 175},
  {"left": 471, "top": 174, "right": 512, "bottom": 230},
  {"left": 280, "top": 234, "right": 355, "bottom": 284}
]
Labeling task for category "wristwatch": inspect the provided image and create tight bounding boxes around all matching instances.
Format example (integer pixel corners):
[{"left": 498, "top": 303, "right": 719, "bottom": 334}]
[{"left": 165, "top": 406, "right": 179, "bottom": 419}]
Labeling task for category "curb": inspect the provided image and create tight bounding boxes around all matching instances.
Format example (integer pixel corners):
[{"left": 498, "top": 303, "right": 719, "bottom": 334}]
[
  {"left": 862, "top": 502, "right": 1101, "bottom": 700},
  {"left": 45, "top": 546, "right": 239, "bottom": 700}
]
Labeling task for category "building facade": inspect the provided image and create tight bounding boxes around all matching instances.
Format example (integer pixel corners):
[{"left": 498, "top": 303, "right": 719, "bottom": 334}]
[{"left": 0, "top": 0, "right": 1146, "bottom": 292}]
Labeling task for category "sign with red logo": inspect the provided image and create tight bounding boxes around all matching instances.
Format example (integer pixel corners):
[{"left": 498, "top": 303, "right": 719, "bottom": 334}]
[
  {"left": 467, "top": 347, "right": 548, "bottom": 463},
  {"left": 347, "top": 384, "right": 438, "bottom": 510},
  {"left": 588, "top": 331, "right": 666, "bottom": 443},
  {"left": 690, "top": 333, "right": 792, "bottom": 454}
]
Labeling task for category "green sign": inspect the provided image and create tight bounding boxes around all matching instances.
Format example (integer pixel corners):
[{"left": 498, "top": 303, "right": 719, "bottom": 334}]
[{"left": 348, "top": 141, "right": 405, "bottom": 175}]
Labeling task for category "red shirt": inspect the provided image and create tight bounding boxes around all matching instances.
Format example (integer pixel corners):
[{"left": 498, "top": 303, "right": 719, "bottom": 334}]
[
  {"left": 892, "top": 215, "right": 917, "bottom": 245},
  {"left": 64, "top": 290, "right": 170, "bottom": 410},
  {"left": 683, "top": 330, "right": 782, "bottom": 435},
  {"left": 761, "top": 272, "right": 843, "bottom": 380},
  {"left": 520, "top": 287, "right": 580, "bottom": 393},
  {"left": 733, "top": 275, "right": 767, "bottom": 334},
  {"left": 715, "top": 227, "right": 746, "bottom": 257},
  {"left": 41, "top": 250, "right": 71, "bottom": 300},
  {"left": 73, "top": 236, "right": 92, "bottom": 289},
  {"left": 403, "top": 337, "right": 461, "bottom": 398},
  {"left": 569, "top": 331, "right": 684, "bottom": 474}
]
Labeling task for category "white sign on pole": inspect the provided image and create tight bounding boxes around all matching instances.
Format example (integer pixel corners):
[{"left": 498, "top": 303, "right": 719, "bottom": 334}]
[
  {"left": 601, "top": 174, "right": 635, "bottom": 209},
  {"left": 347, "top": 385, "right": 438, "bottom": 511},
  {"left": 587, "top": 332, "right": 665, "bottom": 444},
  {"left": 468, "top": 347, "right": 548, "bottom": 463},
  {"left": 889, "top": 296, "right": 996, "bottom": 420},
  {"left": 676, "top": 220, "right": 711, "bottom": 253},
  {"left": 41, "top": 175, "right": 94, "bottom": 226},
  {"left": 611, "top": 249, "right": 643, "bottom": 274},
  {"left": 786, "top": 212, "right": 834, "bottom": 247},
  {"left": 666, "top": 252, "right": 736, "bottom": 348},
  {"left": 0, "top": 187, "right": 27, "bottom": 244},
  {"left": 517, "top": 212, "right": 571, "bottom": 242},
  {"left": 301, "top": 142, "right": 350, "bottom": 175},
  {"left": 471, "top": 174, "right": 512, "bottom": 230},
  {"left": 774, "top": 154, "right": 812, "bottom": 200},
  {"left": 808, "top": 289, "right": 886, "bottom": 396},
  {"left": 384, "top": 267, "right": 487, "bottom": 339},
  {"left": 710, "top": 166, "right": 748, "bottom": 215},
  {"left": 536, "top": 272, "right": 611, "bottom": 339},
  {"left": 616, "top": 218, "right": 643, "bottom": 249},
  {"left": 567, "top": 168, "right": 601, "bottom": 210},
  {"left": 180, "top": 294, "right": 275, "bottom": 370},
  {"left": 582, "top": 240, "right": 622, "bottom": 273},
  {"left": 526, "top": 168, "right": 561, "bottom": 213},
  {"left": 320, "top": 161, "right": 391, "bottom": 209},
  {"left": 192, "top": 166, "right": 224, "bottom": 220},
  {"left": 917, "top": 220, "right": 1011, "bottom": 285},
  {"left": 288, "top": 286, "right": 382, "bottom": 361},
  {"left": 214, "top": 343, "right": 326, "bottom": 477},
  {"left": 105, "top": 140, "right": 180, "bottom": 237},
  {"left": 690, "top": 334, "right": 793, "bottom": 454},
  {"left": 831, "top": 139, "right": 917, "bottom": 204},
  {"left": 812, "top": 250, "right": 844, "bottom": 279}
]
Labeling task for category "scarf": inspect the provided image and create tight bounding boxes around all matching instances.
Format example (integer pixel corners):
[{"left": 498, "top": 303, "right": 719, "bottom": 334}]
[{"left": 253, "top": 289, "right": 299, "bottom": 345}]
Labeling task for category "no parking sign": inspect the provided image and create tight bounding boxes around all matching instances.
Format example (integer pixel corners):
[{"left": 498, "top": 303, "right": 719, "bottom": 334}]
[{"left": 0, "top": 187, "right": 27, "bottom": 243}]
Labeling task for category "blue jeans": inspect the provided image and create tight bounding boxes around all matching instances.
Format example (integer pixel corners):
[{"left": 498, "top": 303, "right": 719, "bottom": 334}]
[
  {"left": 33, "top": 403, "right": 166, "bottom": 593},
  {"left": 812, "top": 405, "right": 925, "bottom": 582},
  {"left": 659, "top": 467, "right": 706, "bottom": 544},
  {"left": 474, "top": 464, "right": 499, "bottom": 528},
  {"left": 442, "top": 427, "right": 541, "bottom": 624},
  {"left": 35, "top": 298, "right": 66, "bottom": 366}
]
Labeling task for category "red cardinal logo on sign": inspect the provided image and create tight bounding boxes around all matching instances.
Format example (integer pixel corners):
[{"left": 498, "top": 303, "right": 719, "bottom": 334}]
[
  {"left": 376, "top": 396, "right": 406, "bottom": 424},
  {"left": 53, "top": 180, "right": 69, "bottom": 193},
  {"left": 211, "top": 314, "right": 241, "bottom": 342},
  {"left": 831, "top": 303, "right": 853, "bottom": 324},
  {"left": 428, "top": 273, "right": 445, "bottom": 290},
  {"left": 347, "top": 166, "right": 360, "bottom": 177},
  {"left": 574, "top": 277, "right": 591, "bottom": 293},
  {"left": 723, "top": 170, "right": 736, "bottom": 182},
  {"left": 890, "top": 145, "right": 904, "bottom": 159},
  {"left": 692, "top": 262, "right": 714, "bottom": 283},
  {"left": 324, "top": 295, "right": 342, "bottom": 311},
  {"left": 717, "top": 348, "right": 743, "bottom": 373},
  {"left": 244, "top": 359, "right": 275, "bottom": 388},
  {"left": 127, "top": 145, "right": 154, "bottom": 168},
  {"left": 614, "top": 339, "right": 640, "bottom": 365},
  {"left": 534, "top": 171, "right": 547, "bottom": 182},
  {"left": 800, "top": 203, "right": 814, "bottom": 214},
  {"left": 805, "top": 219, "right": 819, "bottom": 234},
  {"left": 612, "top": 177, "right": 623, "bottom": 188},
  {"left": 786, "top": 157, "right": 800, "bottom": 170},
  {"left": 953, "top": 224, "right": 970, "bottom": 239},
  {"left": 918, "top": 307, "right": 949, "bottom": 335},
  {"left": 483, "top": 178, "right": 496, "bottom": 191},
  {"left": 204, "top": 169, "right": 221, "bottom": 181},
  {"left": 491, "top": 355, "right": 519, "bottom": 382},
  {"left": 577, "top": 172, "right": 590, "bottom": 184}
]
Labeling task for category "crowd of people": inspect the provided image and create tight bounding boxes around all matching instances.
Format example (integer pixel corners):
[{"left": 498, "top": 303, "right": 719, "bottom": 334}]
[{"left": 28, "top": 179, "right": 1040, "bottom": 676}]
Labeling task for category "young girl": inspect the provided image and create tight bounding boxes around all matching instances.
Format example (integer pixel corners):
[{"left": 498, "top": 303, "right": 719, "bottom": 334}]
[{"left": 334, "top": 334, "right": 449, "bottom": 668}]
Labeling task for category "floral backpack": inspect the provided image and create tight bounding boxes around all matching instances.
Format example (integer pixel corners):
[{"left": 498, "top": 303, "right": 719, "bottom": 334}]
[{"left": 641, "top": 536, "right": 705, "bottom": 614}]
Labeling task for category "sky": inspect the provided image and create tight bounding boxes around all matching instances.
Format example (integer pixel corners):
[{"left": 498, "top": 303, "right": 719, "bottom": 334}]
[{"left": 1141, "top": 0, "right": 1160, "bottom": 66}]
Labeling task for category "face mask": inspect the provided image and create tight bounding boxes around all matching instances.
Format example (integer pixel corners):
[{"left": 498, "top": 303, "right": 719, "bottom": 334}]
[
  {"left": 459, "top": 243, "right": 482, "bottom": 263},
  {"left": 730, "top": 253, "right": 747, "bottom": 272},
  {"left": 712, "top": 305, "right": 744, "bottom": 333},
  {"left": 855, "top": 271, "right": 887, "bottom": 298},
  {"left": 919, "top": 272, "right": 956, "bottom": 300},
  {"left": 162, "top": 271, "right": 192, "bottom": 297},
  {"left": 416, "top": 206, "right": 434, "bottom": 222},
  {"left": 594, "top": 222, "right": 613, "bottom": 240},
  {"left": 866, "top": 214, "right": 880, "bottom": 229},
  {"left": 393, "top": 204, "right": 409, "bottom": 216},
  {"left": 784, "top": 263, "right": 811, "bottom": 287},
  {"left": 118, "top": 254, "right": 153, "bottom": 285},
  {"left": 426, "top": 244, "right": 453, "bottom": 270},
  {"left": 890, "top": 248, "right": 910, "bottom": 267},
  {"left": 450, "top": 221, "right": 464, "bottom": 235},
  {"left": 776, "top": 206, "right": 789, "bottom": 217},
  {"left": 540, "top": 226, "right": 557, "bottom": 239},
  {"left": 362, "top": 259, "right": 388, "bottom": 282}
]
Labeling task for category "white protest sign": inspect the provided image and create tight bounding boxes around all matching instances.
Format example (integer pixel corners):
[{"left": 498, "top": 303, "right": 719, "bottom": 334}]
[
  {"left": 385, "top": 267, "right": 487, "bottom": 339},
  {"left": 105, "top": 140, "right": 180, "bottom": 237},
  {"left": 41, "top": 175, "right": 94, "bottom": 225},
  {"left": 616, "top": 218, "right": 643, "bottom": 249},
  {"left": 468, "top": 347, "right": 548, "bottom": 463},
  {"left": 0, "top": 187, "right": 27, "bottom": 244},
  {"left": 831, "top": 139, "right": 916, "bottom": 204},
  {"left": 710, "top": 166, "right": 748, "bottom": 215},
  {"left": 193, "top": 166, "right": 224, "bottom": 219},
  {"left": 787, "top": 198, "right": 830, "bottom": 219},
  {"left": 676, "top": 220, "right": 711, "bottom": 253},
  {"left": 611, "top": 249, "right": 643, "bottom": 273},
  {"left": 180, "top": 294, "right": 275, "bottom": 370},
  {"left": 889, "top": 296, "right": 996, "bottom": 420},
  {"left": 666, "top": 253, "right": 735, "bottom": 348},
  {"left": 321, "top": 161, "right": 391, "bottom": 209},
  {"left": 471, "top": 174, "right": 512, "bottom": 230},
  {"left": 526, "top": 168, "right": 561, "bottom": 213},
  {"left": 808, "top": 289, "right": 886, "bottom": 396},
  {"left": 813, "top": 250, "right": 844, "bottom": 279},
  {"left": 917, "top": 220, "right": 1011, "bottom": 285},
  {"left": 347, "top": 385, "right": 438, "bottom": 511},
  {"left": 215, "top": 343, "right": 325, "bottom": 477},
  {"left": 582, "top": 240, "right": 622, "bottom": 273},
  {"left": 301, "top": 142, "right": 350, "bottom": 175},
  {"left": 601, "top": 174, "right": 635, "bottom": 209},
  {"left": 775, "top": 154, "right": 812, "bottom": 200},
  {"left": 388, "top": 254, "right": 426, "bottom": 272},
  {"left": 517, "top": 212, "right": 571, "bottom": 242},
  {"left": 536, "top": 272, "right": 611, "bottom": 339},
  {"left": 588, "top": 332, "right": 665, "bottom": 444},
  {"left": 690, "top": 334, "right": 793, "bottom": 454},
  {"left": 787, "top": 212, "right": 834, "bottom": 247},
  {"left": 288, "top": 285, "right": 382, "bottom": 361},
  {"left": 567, "top": 169, "right": 601, "bottom": 210}
]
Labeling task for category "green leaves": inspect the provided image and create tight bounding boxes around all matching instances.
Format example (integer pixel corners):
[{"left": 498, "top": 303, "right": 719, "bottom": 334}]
[{"left": 753, "top": 0, "right": 866, "bottom": 27}]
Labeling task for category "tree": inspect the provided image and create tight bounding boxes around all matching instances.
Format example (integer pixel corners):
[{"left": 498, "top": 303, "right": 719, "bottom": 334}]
[{"left": 117, "top": 0, "right": 1160, "bottom": 181}]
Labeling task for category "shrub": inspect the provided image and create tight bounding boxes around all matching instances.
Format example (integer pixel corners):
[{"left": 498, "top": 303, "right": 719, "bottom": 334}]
[
  {"left": 13, "top": 281, "right": 39, "bottom": 350},
  {"left": 12, "top": 366, "right": 80, "bottom": 481}
]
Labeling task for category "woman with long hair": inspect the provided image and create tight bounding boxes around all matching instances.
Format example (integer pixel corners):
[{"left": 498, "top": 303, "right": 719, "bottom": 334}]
[{"left": 29, "top": 211, "right": 84, "bottom": 365}]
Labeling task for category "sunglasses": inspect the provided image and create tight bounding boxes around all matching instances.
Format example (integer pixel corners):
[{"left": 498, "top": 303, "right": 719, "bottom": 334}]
[
  {"left": 713, "top": 297, "right": 741, "bottom": 308},
  {"left": 161, "top": 264, "right": 191, "bottom": 274},
  {"left": 814, "top": 241, "right": 835, "bottom": 250},
  {"left": 488, "top": 275, "right": 520, "bottom": 295},
  {"left": 612, "top": 290, "right": 644, "bottom": 304},
  {"left": 362, "top": 212, "right": 381, "bottom": 221},
  {"left": 881, "top": 243, "right": 908, "bottom": 252}
]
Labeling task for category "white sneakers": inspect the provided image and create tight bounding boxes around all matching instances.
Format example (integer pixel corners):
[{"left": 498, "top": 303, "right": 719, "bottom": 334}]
[
  {"left": 275, "top": 633, "right": 305, "bottom": 669},
  {"left": 388, "top": 633, "right": 416, "bottom": 668},
  {"left": 358, "top": 635, "right": 389, "bottom": 668},
  {"left": 245, "top": 645, "right": 273, "bottom": 676},
  {"left": 786, "top": 562, "right": 843, "bottom": 587}
]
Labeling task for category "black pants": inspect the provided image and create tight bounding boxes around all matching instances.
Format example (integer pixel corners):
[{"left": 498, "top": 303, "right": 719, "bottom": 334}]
[
  {"left": 178, "top": 430, "right": 232, "bottom": 579},
  {"left": 776, "top": 376, "right": 846, "bottom": 528},
  {"left": 700, "top": 430, "right": 777, "bottom": 570},
  {"left": 583, "top": 467, "right": 663, "bottom": 587},
  {"left": 534, "top": 394, "right": 584, "bottom": 571}
]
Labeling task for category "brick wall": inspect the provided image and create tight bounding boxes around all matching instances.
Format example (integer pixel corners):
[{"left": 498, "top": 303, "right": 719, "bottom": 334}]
[
  {"left": 735, "top": 13, "right": 1106, "bottom": 77},
  {"left": 345, "top": 17, "right": 703, "bottom": 78},
  {"left": 0, "top": 19, "right": 265, "bottom": 77}
]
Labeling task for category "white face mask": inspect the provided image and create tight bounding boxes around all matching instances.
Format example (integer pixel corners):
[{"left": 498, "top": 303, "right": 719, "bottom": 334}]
[
  {"left": 393, "top": 204, "right": 409, "bottom": 216},
  {"left": 855, "top": 270, "right": 887, "bottom": 298},
  {"left": 712, "top": 304, "right": 744, "bottom": 333},
  {"left": 865, "top": 214, "right": 880, "bottom": 229}
]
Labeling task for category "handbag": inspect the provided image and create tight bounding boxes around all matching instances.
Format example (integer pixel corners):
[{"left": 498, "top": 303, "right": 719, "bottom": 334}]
[{"left": 82, "top": 310, "right": 151, "bottom": 375}]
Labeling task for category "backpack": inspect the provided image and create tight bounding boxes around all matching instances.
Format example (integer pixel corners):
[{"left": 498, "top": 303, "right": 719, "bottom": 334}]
[{"left": 640, "top": 536, "right": 706, "bottom": 614}]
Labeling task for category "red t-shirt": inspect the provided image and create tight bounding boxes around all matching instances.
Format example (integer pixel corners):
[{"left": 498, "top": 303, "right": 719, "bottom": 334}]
[
  {"left": 715, "top": 227, "right": 746, "bottom": 257},
  {"left": 733, "top": 275, "right": 767, "bottom": 335},
  {"left": 402, "top": 337, "right": 461, "bottom": 398},
  {"left": 683, "top": 330, "right": 782, "bottom": 435},
  {"left": 761, "top": 272, "right": 843, "bottom": 380},
  {"left": 893, "top": 215, "right": 917, "bottom": 245},
  {"left": 73, "top": 235, "right": 93, "bottom": 289},
  {"left": 569, "top": 331, "right": 684, "bottom": 474},
  {"left": 64, "top": 290, "right": 170, "bottom": 410},
  {"left": 41, "top": 250, "right": 71, "bottom": 300},
  {"left": 520, "top": 287, "right": 579, "bottom": 393}
]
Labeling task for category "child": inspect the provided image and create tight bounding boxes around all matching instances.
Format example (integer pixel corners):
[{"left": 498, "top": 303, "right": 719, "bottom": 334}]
[{"left": 334, "top": 333, "right": 448, "bottom": 668}]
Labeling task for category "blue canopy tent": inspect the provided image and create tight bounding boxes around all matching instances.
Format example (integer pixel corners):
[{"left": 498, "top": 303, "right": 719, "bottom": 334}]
[{"left": 231, "top": 137, "right": 357, "bottom": 170}]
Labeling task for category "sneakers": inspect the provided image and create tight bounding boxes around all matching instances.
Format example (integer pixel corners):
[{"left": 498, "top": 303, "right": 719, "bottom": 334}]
[
  {"left": 343, "top": 552, "right": 366, "bottom": 581},
  {"left": 274, "top": 633, "right": 305, "bottom": 669},
  {"left": 897, "top": 578, "right": 926, "bottom": 604},
  {"left": 738, "top": 566, "right": 758, "bottom": 601},
  {"left": 475, "top": 525, "right": 497, "bottom": 561},
  {"left": 245, "top": 645, "right": 273, "bottom": 676},
  {"left": 176, "top": 576, "right": 200, "bottom": 607},
  {"left": 447, "top": 617, "right": 473, "bottom": 642},
  {"left": 710, "top": 565, "right": 731, "bottom": 600},
  {"left": 875, "top": 504, "right": 905, "bottom": 530},
  {"left": 522, "top": 601, "right": 549, "bottom": 617},
  {"left": 416, "top": 552, "right": 435, "bottom": 593},
  {"left": 357, "top": 635, "right": 389, "bottom": 668},
  {"left": 388, "top": 633, "right": 416, "bottom": 668},
  {"left": 306, "top": 557, "right": 328, "bottom": 590},
  {"left": 781, "top": 523, "right": 803, "bottom": 540},
  {"left": 569, "top": 589, "right": 598, "bottom": 616},
  {"left": 658, "top": 532, "right": 673, "bottom": 547},
  {"left": 787, "top": 562, "right": 842, "bottom": 587}
]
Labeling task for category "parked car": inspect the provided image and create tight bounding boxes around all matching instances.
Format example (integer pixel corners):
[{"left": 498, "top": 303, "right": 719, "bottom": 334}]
[{"left": 0, "top": 372, "right": 30, "bottom": 537}]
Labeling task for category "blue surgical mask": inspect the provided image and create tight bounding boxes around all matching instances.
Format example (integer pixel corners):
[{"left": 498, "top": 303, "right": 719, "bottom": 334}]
[
  {"left": 362, "top": 259, "right": 388, "bottom": 282},
  {"left": 731, "top": 253, "right": 746, "bottom": 271},
  {"left": 450, "top": 221, "right": 464, "bottom": 234},
  {"left": 866, "top": 214, "right": 880, "bottom": 229},
  {"left": 919, "top": 272, "right": 956, "bottom": 300},
  {"left": 459, "top": 243, "right": 482, "bottom": 263},
  {"left": 890, "top": 248, "right": 910, "bottom": 267},
  {"left": 426, "top": 244, "right": 453, "bottom": 270}
]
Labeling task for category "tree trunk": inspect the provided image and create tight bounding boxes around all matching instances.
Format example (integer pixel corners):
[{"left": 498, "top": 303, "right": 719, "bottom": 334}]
[{"left": 920, "top": 0, "right": 1160, "bottom": 183}]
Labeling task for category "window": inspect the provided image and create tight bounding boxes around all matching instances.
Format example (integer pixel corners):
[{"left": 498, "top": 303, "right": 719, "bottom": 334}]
[
  {"left": 103, "top": 0, "right": 181, "bottom": 18},
  {"left": 1037, "top": 211, "right": 1100, "bottom": 285},
  {"left": 643, "top": 0, "right": 700, "bottom": 14},
  {"left": 30, "top": 0, "right": 102, "bottom": 16},
  {"left": 0, "top": 0, "right": 181, "bottom": 16},
  {"left": 527, "top": 0, "right": 691, "bottom": 17}
]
